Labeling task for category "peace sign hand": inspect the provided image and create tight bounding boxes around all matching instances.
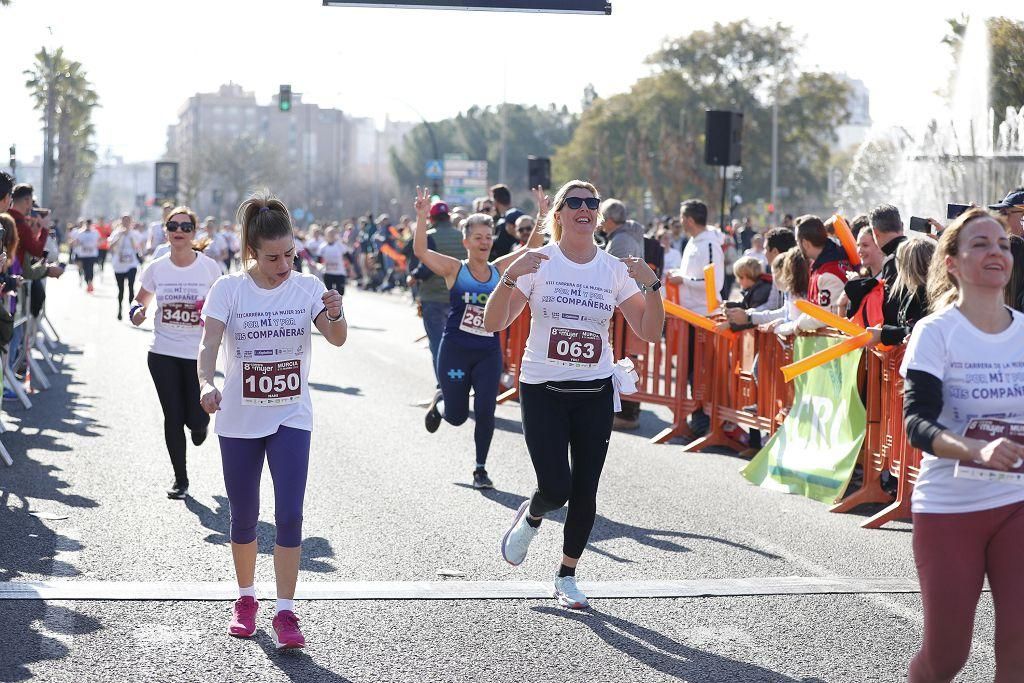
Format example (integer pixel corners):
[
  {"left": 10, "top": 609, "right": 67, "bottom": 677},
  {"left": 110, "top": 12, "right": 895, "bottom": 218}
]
[
  {"left": 533, "top": 186, "right": 551, "bottom": 217},
  {"left": 414, "top": 186, "right": 432, "bottom": 218}
]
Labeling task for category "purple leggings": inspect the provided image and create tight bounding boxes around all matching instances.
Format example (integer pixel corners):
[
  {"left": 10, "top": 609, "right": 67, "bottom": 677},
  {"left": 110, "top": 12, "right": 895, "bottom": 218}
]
[{"left": 218, "top": 425, "right": 310, "bottom": 548}]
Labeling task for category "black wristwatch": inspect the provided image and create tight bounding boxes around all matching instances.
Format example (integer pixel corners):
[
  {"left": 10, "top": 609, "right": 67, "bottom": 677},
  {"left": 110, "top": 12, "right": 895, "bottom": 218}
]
[{"left": 640, "top": 279, "right": 662, "bottom": 294}]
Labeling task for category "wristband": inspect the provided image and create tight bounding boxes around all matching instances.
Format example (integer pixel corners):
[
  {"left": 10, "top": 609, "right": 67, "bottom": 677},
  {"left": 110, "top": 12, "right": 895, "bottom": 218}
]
[
  {"left": 129, "top": 303, "right": 144, "bottom": 318},
  {"left": 501, "top": 274, "right": 517, "bottom": 289},
  {"left": 326, "top": 309, "right": 345, "bottom": 323}
]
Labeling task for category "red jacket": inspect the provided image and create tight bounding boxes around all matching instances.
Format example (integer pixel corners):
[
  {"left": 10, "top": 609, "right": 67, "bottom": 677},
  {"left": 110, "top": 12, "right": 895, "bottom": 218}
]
[
  {"left": 807, "top": 240, "right": 849, "bottom": 309},
  {"left": 8, "top": 208, "right": 50, "bottom": 263}
]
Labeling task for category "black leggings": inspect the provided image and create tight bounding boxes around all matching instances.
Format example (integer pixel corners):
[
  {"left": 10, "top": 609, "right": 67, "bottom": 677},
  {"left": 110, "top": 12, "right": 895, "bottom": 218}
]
[
  {"left": 147, "top": 352, "right": 209, "bottom": 484},
  {"left": 324, "top": 273, "right": 347, "bottom": 295},
  {"left": 520, "top": 377, "right": 614, "bottom": 560},
  {"left": 115, "top": 269, "right": 137, "bottom": 309},
  {"left": 80, "top": 257, "right": 96, "bottom": 284}
]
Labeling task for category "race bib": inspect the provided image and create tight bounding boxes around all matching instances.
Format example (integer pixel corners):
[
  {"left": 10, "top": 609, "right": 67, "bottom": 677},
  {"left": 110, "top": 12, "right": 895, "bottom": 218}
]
[
  {"left": 160, "top": 301, "right": 201, "bottom": 327},
  {"left": 118, "top": 251, "right": 135, "bottom": 265},
  {"left": 546, "top": 327, "right": 602, "bottom": 367},
  {"left": 242, "top": 359, "right": 302, "bottom": 406},
  {"left": 458, "top": 304, "right": 491, "bottom": 337}
]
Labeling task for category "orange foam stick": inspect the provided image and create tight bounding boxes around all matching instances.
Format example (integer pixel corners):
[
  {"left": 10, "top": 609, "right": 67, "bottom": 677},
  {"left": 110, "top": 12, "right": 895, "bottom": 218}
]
[
  {"left": 781, "top": 332, "right": 873, "bottom": 383},
  {"left": 703, "top": 263, "right": 719, "bottom": 312},
  {"left": 828, "top": 214, "right": 862, "bottom": 267},
  {"left": 664, "top": 300, "right": 735, "bottom": 339},
  {"left": 794, "top": 300, "right": 866, "bottom": 337}
]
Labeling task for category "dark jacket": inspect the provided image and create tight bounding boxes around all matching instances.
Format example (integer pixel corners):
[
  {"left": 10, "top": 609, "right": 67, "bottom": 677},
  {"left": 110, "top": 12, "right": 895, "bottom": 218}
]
[
  {"left": 878, "top": 235, "right": 926, "bottom": 345},
  {"left": 728, "top": 274, "right": 773, "bottom": 331}
]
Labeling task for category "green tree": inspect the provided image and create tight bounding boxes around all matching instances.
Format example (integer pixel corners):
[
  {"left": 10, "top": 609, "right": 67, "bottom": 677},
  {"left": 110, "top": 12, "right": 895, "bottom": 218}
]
[
  {"left": 945, "top": 16, "right": 1024, "bottom": 126},
  {"left": 201, "top": 135, "right": 288, "bottom": 210},
  {"left": 553, "top": 20, "right": 851, "bottom": 220},
  {"left": 390, "top": 104, "right": 577, "bottom": 209},
  {"left": 24, "top": 47, "right": 100, "bottom": 224}
]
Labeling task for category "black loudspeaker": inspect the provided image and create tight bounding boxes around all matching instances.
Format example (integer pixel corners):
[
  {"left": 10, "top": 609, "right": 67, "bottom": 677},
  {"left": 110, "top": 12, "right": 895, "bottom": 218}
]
[
  {"left": 704, "top": 110, "right": 743, "bottom": 166},
  {"left": 528, "top": 156, "right": 551, "bottom": 190}
]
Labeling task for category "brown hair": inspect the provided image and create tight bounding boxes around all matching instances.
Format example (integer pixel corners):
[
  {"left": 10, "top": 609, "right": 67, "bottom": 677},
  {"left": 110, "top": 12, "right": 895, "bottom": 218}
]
[
  {"left": 926, "top": 207, "right": 1005, "bottom": 312},
  {"left": 772, "top": 247, "right": 809, "bottom": 297},
  {"left": 890, "top": 237, "right": 935, "bottom": 303},
  {"left": 543, "top": 179, "right": 601, "bottom": 243},
  {"left": 795, "top": 215, "right": 828, "bottom": 248},
  {"left": 236, "top": 190, "right": 292, "bottom": 266}
]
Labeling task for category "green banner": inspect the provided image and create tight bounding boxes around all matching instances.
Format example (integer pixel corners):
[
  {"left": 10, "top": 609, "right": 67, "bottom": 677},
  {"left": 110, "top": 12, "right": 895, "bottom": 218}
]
[{"left": 741, "top": 335, "right": 867, "bottom": 504}]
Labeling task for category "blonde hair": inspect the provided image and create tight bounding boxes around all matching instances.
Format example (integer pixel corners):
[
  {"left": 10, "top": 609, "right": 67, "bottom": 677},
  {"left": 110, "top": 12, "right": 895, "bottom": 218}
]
[
  {"left": 890, "top": 237, "right": 935, "bottom": 303},
  {"left": 926, "top": 207, "right": 1003, "bottom": 312},
  {"left": 772, "top": 247, "right": 809, "bottom": 297},
  {"left": 236, "top": 190, "right": 292, "bottom": 266},
  {"left": 542, "top": 179, "right": 601, "bottom": 242},
  {"left": 733, "top": 255, "right": 763, "bottom": 281}
]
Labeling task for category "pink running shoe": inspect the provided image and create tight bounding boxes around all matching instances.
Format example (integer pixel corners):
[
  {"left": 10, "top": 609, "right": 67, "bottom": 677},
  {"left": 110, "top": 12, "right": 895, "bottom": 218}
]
[
  {"left": 228, "top": 596, "right": 259, "bottom": 638},
  {"left": 272, "top": 610, "right": 305, "bottom": 650}
]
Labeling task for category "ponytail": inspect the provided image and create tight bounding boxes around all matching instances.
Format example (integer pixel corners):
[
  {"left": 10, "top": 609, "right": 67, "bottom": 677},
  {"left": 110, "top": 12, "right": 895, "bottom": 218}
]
[{"left": 236, "top": 190, "right": 292, "bottom": 267}]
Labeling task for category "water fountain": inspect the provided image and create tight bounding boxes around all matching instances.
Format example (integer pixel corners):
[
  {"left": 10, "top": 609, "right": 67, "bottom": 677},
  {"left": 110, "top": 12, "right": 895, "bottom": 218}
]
[{"left": 840, "top": 16, "right": 1024, "bottom": 220}]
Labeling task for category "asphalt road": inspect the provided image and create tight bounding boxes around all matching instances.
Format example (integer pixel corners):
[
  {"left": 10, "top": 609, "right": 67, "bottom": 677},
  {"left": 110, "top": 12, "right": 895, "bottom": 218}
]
[{"left": 0, "top": 267, "right": 998, "bottom": 682}]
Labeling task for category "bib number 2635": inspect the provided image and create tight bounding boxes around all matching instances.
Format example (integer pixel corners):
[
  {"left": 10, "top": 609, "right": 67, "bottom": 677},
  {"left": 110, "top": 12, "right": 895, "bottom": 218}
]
[
  {"left": 546, "top": 328, "right": 601, "bottom": 367},
  {"left": 242, "top": 360, "right": 302, "bottom": 406}
]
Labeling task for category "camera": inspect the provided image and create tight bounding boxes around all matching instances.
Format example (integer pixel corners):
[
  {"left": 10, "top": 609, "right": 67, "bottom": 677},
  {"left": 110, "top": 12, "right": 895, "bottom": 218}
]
[{"left": 947, "top": 203, "right": 970, "bottom": 220}]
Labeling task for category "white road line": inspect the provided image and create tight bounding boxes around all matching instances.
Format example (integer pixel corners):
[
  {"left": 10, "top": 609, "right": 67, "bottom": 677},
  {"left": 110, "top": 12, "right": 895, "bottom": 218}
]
[{"left": 0, "top": 576, "right": 937, "bottom": 601}]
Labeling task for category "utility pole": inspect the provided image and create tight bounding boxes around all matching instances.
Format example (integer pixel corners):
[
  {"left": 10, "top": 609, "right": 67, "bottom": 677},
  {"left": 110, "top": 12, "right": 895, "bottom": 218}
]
[{"left": 770, "top": 96, "right": 778, "bottom": 219}]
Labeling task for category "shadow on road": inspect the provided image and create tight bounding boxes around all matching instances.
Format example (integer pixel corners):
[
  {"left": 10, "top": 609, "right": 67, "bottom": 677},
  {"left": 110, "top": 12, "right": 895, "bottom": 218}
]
[
  {"left": 456, "top": 485, "right": 780, "bottom": 563},
  {"left": 0, "top": 349, "right": 103, "bottom": 680},
  {"left": 184, "top": 495, "right": 337, "bottom": 572},
  {"left": 254, "top": 632, "right": 355, "bottom": 682},
  {"left": 308, "top": 382, "right": 363, "bottom": 396},
  {"left": 532, "top": 606, "right": 825, "bottom": 682}
]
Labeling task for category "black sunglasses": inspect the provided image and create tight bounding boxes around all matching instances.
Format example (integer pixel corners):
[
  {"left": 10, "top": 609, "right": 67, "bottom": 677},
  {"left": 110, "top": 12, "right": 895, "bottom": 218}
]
[
  {"left": 563, "top": 197, "right": 600, "bottom": 210},
  {"left": 166, "top": 221, "right": 195, "bottom": 233}
]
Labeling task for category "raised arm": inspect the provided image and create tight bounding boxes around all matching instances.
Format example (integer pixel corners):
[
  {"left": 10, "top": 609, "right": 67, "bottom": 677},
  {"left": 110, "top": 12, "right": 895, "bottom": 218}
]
[{"left": 412, "top": 186, "right": 461, "bottom": 281}]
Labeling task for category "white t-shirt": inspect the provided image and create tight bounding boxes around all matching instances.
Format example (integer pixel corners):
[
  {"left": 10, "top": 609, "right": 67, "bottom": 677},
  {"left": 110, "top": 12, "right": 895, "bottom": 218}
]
[
  {"left": 148, "top": 221, "right": 166, "bottom": 251},
  {"left": 151, "top": 242, "right": 171, "bottom": 262},
  {"left": 306, "top": 237, "right": 324, "bottom": 258},
  {"left": 75, "top": 230, "right": 100, "bottom": 258},
  {"left": 140, "top": 253, "right": 223, "bottom": 360},
  {"left": 202, "top": 271, "right": 327, "bottom": 439},
  {"left": 319, "top": 242, "right": 350, "bottom": 276},
  {"left": 900, "top": 306, "right": 1024, "bottom": 514},
  {"left": 112, "top": 231, "right": 144, "bottom": 274},
  {"left": 515, "top": 244, "right": 640, "bottom": 384},
  {"left": 676, "top": 229, "right": 724, "bottom": 314}
]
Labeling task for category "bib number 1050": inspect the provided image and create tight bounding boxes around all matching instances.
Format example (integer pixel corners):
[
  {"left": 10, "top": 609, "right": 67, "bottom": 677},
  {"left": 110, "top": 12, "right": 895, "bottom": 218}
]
[{"left": 242, "top": 359, "right": 302, "bottom": 406}]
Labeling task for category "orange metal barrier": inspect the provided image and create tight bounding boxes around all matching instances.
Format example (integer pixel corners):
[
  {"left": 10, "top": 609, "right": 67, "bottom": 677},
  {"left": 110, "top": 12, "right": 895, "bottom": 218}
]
[{"left": 497, "top": 305, "right": 530, "bottom": 404}]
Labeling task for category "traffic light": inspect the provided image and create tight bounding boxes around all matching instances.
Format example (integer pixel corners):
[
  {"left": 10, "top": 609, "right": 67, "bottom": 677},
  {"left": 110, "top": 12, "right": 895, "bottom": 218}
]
[{"left": 278, "top": 85, "right": 292, "bottom": 112}]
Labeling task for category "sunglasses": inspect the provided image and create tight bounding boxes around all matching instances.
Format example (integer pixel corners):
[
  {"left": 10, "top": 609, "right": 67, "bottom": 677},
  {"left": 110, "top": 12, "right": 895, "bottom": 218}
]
[
  {"left": 563, "top": 197, "right": 600, "bottom": 210},
  {"left": 166, "top": 221, "right": 195, "bottom": 233}
]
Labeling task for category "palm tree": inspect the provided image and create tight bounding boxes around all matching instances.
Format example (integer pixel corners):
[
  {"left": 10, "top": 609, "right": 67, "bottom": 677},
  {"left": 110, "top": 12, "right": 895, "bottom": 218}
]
[{"left": 24, "top": 47, "right": 99, "bottom": 223}]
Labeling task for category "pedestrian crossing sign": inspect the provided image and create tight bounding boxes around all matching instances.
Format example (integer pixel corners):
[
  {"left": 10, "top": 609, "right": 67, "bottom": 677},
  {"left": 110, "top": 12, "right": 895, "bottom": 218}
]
[{"left": 425, "top": 159, "right": 443, "bottom": 180}]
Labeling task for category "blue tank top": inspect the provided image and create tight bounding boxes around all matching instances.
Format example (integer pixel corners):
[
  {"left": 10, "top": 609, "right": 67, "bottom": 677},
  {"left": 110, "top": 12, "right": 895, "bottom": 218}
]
[{"left": 444, "top": 261, "right": 501, "bottom": 349}]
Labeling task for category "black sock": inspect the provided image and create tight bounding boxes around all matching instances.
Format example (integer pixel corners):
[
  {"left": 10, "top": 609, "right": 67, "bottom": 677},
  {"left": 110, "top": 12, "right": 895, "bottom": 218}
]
[
  {"left": 558, "top": 564, "right": 575, "bottom": 578},
  {"left": 526, "top": 515, "right": 541, "bottom": 528}
]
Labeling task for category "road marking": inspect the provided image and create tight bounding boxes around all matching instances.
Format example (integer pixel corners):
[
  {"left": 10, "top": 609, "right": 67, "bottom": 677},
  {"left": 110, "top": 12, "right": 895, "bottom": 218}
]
[{"left": 0, "top": 576, "right": 943, "bottom": 601}]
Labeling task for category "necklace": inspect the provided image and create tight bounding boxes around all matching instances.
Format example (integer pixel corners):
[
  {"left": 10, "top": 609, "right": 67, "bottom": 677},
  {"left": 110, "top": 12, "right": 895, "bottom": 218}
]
[{"left": 559, "top": 243, "right": 596, "bottom": 263}]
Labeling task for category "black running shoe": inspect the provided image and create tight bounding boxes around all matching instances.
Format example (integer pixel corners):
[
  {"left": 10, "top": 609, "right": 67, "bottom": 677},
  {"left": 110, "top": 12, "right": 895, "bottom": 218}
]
[
  {"left": 191, "top": 428, "right": 207, "bottom": 446},
  {"left": 167, "top": 480, "right": 189, "bottom": 500},
  {"left": 425, "top": 390, "right": 442, "bottom": 433},
  {"left": 472, "top": 468, "right": 494, "bottom": 490}
]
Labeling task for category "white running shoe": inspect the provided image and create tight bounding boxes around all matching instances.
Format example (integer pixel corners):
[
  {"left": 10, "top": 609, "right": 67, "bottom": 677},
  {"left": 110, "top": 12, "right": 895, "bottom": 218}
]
[
  {"left": 553, "top": 575, "right": 589, "bottom": 610},
  {"left": 500, "top": 500, "right": 539, "bottom": 566}
]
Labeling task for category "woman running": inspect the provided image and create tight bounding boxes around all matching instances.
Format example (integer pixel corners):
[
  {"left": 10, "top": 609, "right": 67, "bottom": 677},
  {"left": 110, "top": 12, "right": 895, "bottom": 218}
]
[
  {"left": 110, "top": 214, "right": 144, "bottom": 320},
  {"left": 413, "top": 187, "right": 542, "bottom": 489},
  {"left": 130, "top": 206, "right": 222, "bottom": 499},
  {"left": 319, "top": 226, "right": 351, "bottom": 295},
  {"left": 197, "top": 192, "right": 347, "bottom": 650},
  {"left": 902, "top": 208, "right": 1024, "bottom": 681},
  {"left": 72, "top": 221, "right": 100, "bottom": 293},
  {"left": 484, "top": 179, "right": 664, "bottom": 610}
]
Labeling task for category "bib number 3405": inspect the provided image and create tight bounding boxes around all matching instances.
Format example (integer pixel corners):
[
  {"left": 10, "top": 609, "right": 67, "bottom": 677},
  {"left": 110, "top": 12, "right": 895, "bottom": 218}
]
[
  {"left": 242, "top": 359, "right": 302, "bottom": 406},
  {"left": 546, "top": 328, "right": 601, "bottom": 367}
]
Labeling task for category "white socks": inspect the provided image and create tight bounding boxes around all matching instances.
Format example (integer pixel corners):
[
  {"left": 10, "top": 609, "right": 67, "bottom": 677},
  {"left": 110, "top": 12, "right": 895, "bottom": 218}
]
[
  {"left": 276, "top": 598, "right": 295, "bottom": 614},
  {"left": 239, "top": 585, "right": 256, "bottom": 599}
]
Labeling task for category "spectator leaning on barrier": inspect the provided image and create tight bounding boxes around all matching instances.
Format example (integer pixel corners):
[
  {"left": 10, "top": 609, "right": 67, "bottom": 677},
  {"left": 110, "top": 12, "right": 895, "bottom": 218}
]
[
  {"left": 750, "top": 247, "right": 810, "bottom": 337},
  {"left": 793, "top": 214, "right": 849, "bottom": 329},
  {"left": 723, "top": 227, "right": 794, "bottom": 330},
  {"left": 839, "top": 225, "right": 887, "bottom": 327},
  {"left": 900, "top": 207, "right": 1024, "bottom": 682},
  {"left": 8, "top": 184, "right": 49, "bottom": 266},
  {"left": 870, "top": 203, "right": 927, "bottom": 346}
]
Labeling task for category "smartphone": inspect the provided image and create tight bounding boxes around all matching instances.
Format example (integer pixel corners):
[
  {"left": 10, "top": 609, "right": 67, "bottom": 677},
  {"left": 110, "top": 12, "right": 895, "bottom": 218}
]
[
  {"left": 947, "top": 203, "right": 970, "bottom": 220},
  {"left": 909, "top": 216, "right": 931, "bottom": 233},
  {"left": 30, "top": 207, "right": 51, "bottom": 219}
]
